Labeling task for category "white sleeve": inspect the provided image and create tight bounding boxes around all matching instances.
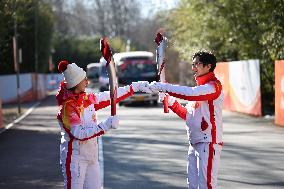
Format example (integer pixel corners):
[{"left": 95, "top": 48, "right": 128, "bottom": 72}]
[
  {"left": 95, "top": 85, "right": 132, "bottom": 104},
  {"left": 70, "top": 124, "right": 104, "bottom": 140},
  {"left": 166, "top": 83, "right": 216, "bottom": 96},
  {"left": 69, "top": 105, "right": 104, "bottom": 140},
  {"left": 163, "top": 82, "right": 221, "bottom": 101}
]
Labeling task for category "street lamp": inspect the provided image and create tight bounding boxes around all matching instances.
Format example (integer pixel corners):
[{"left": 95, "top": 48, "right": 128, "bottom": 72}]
[{"left": 34, "top": 0, "right": 38, "bottom": 100}]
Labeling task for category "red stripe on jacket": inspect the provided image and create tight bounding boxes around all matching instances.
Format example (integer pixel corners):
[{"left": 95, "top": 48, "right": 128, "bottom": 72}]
[
  {"left": 66, "top": 137, "right": 73, "bottom": 189},
  {"left": 207, "top": 142, "right": 214, "bottom": 189},
  {"left": 169, "top": 101, "right": 187, "bottom": 120},
  {"left": 206, "top": 100, "right": 217, "bottom": 188},
  {"left": 94, "top": 86, "right": 134, "bottom": 110},
  {"left": 208, "top": 101, "right": 217, "bottom": 143},
  {"left": 168, "top": 81, "right": 222, "bottom": 102}
]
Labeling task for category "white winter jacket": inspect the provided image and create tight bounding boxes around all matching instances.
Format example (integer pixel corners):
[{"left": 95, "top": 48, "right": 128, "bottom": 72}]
[
  {"left": 162, "top": 72, "right": 224, "bottom": 145},
  {"left": 56, "top": 82, "right": 134, "bottom": 162}
]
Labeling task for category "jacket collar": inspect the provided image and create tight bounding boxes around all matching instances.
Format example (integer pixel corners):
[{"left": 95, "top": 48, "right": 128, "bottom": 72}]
[
  {"left": 196, "top": 72, "right": 217, "bottom": 86},
  {"left": 56, "top": 81, "right": 85, "bottom": 105}
]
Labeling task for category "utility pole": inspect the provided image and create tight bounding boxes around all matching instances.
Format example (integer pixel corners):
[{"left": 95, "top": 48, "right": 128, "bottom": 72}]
[
  {"left": 49, "top": 48, "right": 55, "bottom": 90},
  {"left": 13, "top": 0, "right": 21, "bottom": 115},
  {"left": 34, "top": 0, "right": 38, "bottom": 100}
]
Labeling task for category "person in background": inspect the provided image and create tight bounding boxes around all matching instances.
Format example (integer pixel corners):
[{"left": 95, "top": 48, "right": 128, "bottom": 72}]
[
  {"left": 56, "top": 60, "right": 150, "bottom": 189},
  {"left": 150, "top": 50, "right": 224, "bottom": 189}
]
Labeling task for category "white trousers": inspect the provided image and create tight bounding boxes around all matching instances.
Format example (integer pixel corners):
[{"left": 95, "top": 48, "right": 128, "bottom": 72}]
[
  {"left": 62, "top": 158, "right": 101, "bottom": 189},
  {"left": 187, "top": 142, "right": 222, "bottom": 189}
]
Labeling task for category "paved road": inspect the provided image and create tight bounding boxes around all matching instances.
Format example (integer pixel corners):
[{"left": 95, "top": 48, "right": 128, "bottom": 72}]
[
  {"left": 101, "top": 103, "right": 188, "bottom": 189},
  {"left": 0, "top": 95, "right": 62, "bottom": 189},
  {"left": 0, "top": 94, "right": 284, "bottom": 189},
  {"left": 219, "top": 112, "right": 284, "bottom": 189}
]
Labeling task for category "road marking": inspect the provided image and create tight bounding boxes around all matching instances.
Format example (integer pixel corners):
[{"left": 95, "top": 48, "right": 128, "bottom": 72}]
[
  {"left": 1, "top": 99, "right": 105, "bottom": 187},
  {"left": 0, "top": 102, "right": 41, "bottom": 134}
]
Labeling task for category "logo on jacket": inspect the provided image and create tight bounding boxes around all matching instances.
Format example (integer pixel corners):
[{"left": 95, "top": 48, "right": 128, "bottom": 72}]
[{"left": 201, "top": 117, "right": 209, "bottom": 131}]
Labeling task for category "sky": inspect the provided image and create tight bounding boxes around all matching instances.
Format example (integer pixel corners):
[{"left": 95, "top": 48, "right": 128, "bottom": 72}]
[
  {"left": 82, "top": 0, "right": 180, "bottom": 18},
  {"left": 139, "top": 0, "right": 179, "bottom": 18}
]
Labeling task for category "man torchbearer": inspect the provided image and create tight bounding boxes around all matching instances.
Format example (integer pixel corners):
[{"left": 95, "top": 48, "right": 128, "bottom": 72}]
[{"left": 150, "top": 50, "right": 224, "bottom": 189}]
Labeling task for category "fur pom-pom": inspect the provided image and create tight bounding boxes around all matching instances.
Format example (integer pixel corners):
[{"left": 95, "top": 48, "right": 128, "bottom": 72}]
[{"left": 58, "top": 60, "right": 69, "bottom": 72}]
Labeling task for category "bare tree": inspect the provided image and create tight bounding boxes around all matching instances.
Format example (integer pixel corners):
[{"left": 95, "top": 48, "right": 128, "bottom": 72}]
[
  {"left": 49, "top": 0, "right": 70, "bottom": 35},
  {"left": 45, "top": 0, "right": 142, "bottom": 38},
  {"left": 94, "top": 0, "right": 106, "bottom": 36},
  {"left": 93, "top": 0, "right": 140, "bottom": 38}
]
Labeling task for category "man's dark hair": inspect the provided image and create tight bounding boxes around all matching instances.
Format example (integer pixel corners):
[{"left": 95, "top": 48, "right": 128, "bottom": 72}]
[
  {"left": 192, "top": 50, "right": 217, "bottom": 72},
  {"left": 69, "top": 86, "right": 76, "bottom": 91}
]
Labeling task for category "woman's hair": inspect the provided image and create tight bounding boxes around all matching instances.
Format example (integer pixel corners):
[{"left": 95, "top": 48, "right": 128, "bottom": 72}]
[
  {"left": 69, "top": 86, "right": 76, "bottom": 91},
  {"left": 192, "top": 50, "right": 217, "bottom": 72}
]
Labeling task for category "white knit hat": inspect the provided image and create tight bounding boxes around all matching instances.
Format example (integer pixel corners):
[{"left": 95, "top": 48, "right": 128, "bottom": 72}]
[{"left": 58, "top": 61, "right": 86, "bottom": 89}]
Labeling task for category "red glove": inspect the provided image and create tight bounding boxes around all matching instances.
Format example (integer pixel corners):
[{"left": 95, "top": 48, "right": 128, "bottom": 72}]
[{"left": 159, "top": 93, "right": 175, "bottom": 106}]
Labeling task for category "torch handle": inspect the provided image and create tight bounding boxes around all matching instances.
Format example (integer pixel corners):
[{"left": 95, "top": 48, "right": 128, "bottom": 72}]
[
  {"left": 111, "top": 87, "right": 117, "bottom": 116},
  {"left": 163, "top": 93, "right": 169, "bottom": 113},
  {"left": 111, "top": 98, "right": 116, "bottom": 116}
]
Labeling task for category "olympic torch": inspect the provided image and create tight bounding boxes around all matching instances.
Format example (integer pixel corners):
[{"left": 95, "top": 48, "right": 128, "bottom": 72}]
[
  {"left": 155, "top": 32, "right": 169, "bottom": 113},
  {"left": 100, "top": 38, "right": 117, "bottom": 116}
]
